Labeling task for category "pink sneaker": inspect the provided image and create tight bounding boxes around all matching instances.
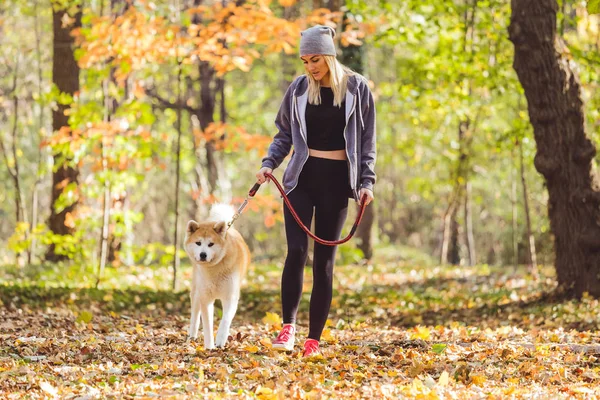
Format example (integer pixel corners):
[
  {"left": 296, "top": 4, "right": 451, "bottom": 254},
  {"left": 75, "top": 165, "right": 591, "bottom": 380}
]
[
  {"left": 303, "top": 339, "right": 320, "bottom": 357},
  {"left": 272, "top": 324, "right": 295, "bottom": 351}
]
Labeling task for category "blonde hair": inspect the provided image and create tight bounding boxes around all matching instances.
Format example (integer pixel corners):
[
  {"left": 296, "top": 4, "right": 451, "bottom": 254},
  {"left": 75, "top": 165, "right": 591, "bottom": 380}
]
[{"left": 305, "top": 55, "right": 356, "bottom": 107}]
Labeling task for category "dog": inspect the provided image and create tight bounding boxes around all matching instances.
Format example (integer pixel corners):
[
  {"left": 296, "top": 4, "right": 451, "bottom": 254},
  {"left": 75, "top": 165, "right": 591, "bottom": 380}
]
[{"left": 184, "top": 204, "right": 250, "bottom": 349}]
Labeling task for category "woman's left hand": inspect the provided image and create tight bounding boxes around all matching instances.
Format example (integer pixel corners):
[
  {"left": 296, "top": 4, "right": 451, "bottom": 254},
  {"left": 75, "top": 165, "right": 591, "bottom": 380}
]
[{"left": 358, "top": 188, "right": 374, "bottom": 206}]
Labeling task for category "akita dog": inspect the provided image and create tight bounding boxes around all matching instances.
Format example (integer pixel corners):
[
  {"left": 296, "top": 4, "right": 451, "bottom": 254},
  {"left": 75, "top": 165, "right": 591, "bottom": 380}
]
[{"left": 184, "top": 204, "right": 251, "bottom": 349}]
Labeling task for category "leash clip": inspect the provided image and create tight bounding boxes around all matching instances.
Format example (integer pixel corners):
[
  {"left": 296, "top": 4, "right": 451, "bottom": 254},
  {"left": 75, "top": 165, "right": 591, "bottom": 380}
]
[{"left": 226, "top": 182, "right": 262, "bottom": 230}]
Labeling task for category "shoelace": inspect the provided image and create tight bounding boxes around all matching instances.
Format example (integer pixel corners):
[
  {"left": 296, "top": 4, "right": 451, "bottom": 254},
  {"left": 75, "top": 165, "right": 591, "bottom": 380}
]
[{"left": 276, "top": 326, "right": 294, "bottom": 342}]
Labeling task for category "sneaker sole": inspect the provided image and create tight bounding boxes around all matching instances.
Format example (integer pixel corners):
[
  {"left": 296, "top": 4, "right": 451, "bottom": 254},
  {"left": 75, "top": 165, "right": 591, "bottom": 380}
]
[{"left": 272, "top": 342, "right": 294, "bottom": 351}]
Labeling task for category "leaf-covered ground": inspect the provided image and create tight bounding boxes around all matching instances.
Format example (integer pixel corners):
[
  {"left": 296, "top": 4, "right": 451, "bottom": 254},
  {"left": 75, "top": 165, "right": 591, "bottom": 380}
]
[{"left": 2, "top": 249, "right": 600, "bottom": 399}]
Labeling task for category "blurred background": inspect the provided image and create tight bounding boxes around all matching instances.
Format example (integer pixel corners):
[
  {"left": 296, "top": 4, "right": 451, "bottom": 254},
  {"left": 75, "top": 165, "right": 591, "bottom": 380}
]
[{"left": 0, "top": 0, "right": 599, "bottom": 289}]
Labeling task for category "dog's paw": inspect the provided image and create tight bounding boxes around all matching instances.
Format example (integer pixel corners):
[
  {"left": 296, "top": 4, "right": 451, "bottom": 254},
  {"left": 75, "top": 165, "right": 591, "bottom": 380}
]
[
  {"left": 186, "top": 336, "right": 197, "bottom": 343},
  {"left": 215, "top": 335, "right": 229, "bottom": 348}
]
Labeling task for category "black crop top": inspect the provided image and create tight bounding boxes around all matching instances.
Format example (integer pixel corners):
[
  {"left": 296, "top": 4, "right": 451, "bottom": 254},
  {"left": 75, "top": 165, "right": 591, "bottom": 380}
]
[{"left": 305, "top": 87, "right": 347, "bottom": 151}]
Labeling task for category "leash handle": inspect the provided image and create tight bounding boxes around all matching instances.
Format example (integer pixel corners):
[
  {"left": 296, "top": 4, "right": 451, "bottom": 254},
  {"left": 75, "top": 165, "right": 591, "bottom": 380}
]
[
  {"left": 248, "top": 182, "right": 261, "bottom": 197},
  {"left": 263, "top": 172, "right": 368, "bottom": 246}
]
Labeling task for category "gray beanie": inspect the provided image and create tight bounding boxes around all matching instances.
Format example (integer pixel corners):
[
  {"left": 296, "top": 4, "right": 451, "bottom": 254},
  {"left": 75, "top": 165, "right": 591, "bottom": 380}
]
[{"left": 299, "top": 25, "right": 337, "bottom": 57}]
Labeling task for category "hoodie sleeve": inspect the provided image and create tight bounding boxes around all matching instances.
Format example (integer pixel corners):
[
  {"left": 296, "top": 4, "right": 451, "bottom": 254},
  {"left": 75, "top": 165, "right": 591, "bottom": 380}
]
[
  {"left": 261, "top": 80, "right": 296, "bottom": 170},
  {"left": 359, "top": 82, "right": 377, "bottom": 192}
]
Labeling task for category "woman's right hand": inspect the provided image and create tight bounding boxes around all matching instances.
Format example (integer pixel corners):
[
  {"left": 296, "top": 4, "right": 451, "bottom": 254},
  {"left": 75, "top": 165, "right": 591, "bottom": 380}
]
[{"left": 256, "top": 167, "right": 273, "bottom": 184}]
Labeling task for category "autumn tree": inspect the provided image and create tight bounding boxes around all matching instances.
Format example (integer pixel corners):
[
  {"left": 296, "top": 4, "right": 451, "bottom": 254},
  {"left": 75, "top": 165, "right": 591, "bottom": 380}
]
[{"left": 509, "top": 0, "right": 600, "bottom": 297}]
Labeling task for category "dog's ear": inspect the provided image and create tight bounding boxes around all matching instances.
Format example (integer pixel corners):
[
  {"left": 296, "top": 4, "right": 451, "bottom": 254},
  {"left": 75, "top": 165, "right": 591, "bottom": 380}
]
[
  {"left": 213, "top": 221, "right": 227, "bottom": 236},
  {"left": 187, "top": 220, "right": 200, "bottom": 235}
]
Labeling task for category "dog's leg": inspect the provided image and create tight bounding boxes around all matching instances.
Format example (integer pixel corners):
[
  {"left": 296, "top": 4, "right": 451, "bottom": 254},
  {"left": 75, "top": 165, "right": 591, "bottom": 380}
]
[
  {"left": 215, "top": 293, "right": 239, "bottom": 348},
  {"left": 200, "top": 301, "right": 215, "bottom": 350},
  {"left": 188, "top": 290, "right": 202, "bottom": 340}
]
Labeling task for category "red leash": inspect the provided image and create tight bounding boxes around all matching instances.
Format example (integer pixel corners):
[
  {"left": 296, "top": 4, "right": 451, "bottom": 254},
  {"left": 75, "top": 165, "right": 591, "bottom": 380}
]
[{"left": 248, "top": 172, "right": 368, "bottom": 246}]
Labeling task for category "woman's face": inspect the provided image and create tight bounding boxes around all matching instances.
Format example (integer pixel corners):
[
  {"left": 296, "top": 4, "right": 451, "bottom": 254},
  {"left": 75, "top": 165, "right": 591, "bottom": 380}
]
[{"left": 301, "top": 54, "right": 329, "bottom": 82}]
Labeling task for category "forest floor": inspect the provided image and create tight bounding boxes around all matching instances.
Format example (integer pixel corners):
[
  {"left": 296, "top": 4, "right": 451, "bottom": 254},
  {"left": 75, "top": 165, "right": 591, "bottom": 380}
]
[{"left": 1, "top": 247, "right": 600, "bottom": 399}]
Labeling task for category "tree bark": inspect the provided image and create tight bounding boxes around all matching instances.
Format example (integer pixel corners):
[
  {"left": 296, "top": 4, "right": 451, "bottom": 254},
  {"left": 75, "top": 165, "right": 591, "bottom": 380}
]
[
  {"left": 509, "top": 0, "right": 600, "bottom": 297},
  {"left": 47, "top": 6, "right": 81, "bottom": 262}
]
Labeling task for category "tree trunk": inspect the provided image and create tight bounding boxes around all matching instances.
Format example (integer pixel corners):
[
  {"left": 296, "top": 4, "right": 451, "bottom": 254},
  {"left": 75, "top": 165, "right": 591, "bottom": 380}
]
[
  {"left": 29, "top": 0, "right": 46, "bottom": 265},
  {"left": 0, "top": 61, "right": 26, "bottom": 226},
  {"left": 439, "top": 200, "right": 456, "bottom": 264},
  {"left": 96, "top": 75, "right": 114, "bottom": 288},
  {"left": 337, "top": 8, "right": 374, "bottom": 260},
  {"left": 198, "top": 62, "right": 219, "bottom": 196},
  {"left": 509, "top": 0, "right": 600, "bottom": 297},
  {"left": 448, "top": 209, "right": 460, "bottom": 265},
  {"left": 0, "top": 57, "right": 27, "bottom": 265},
  {"left": 464, "top": 181, "right": 476, "bottom": 265},
  {"left": 47, "top": 6, "right": 81, "bottom": 262},
  {"left": 441, "top": 119, "right": 470, "bottom": 265},
  {"left": 519, "top": 140, "right": 538, "bottom": 275},
  {"left": 173, "top": 59, "right": 183, "bottom": 292},
  {"left": 95, "top": 141, "right": 110, "bottom": 289},
  {"left": 511, "top": 148, "right": 519, "bottom": 271},
  {"left": 105, "top": 0, "right": 132, "bottom": 265}
]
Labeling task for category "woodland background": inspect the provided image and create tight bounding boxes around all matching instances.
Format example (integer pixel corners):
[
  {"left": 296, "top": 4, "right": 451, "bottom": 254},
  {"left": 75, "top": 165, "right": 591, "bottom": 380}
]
[{"left": 2, "top": 0, "right": 600, "bottom": 398}]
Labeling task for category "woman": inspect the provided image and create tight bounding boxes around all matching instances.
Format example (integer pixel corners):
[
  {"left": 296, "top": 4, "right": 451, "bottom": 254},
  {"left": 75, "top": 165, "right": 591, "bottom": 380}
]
[{"left": 256, "top": 25, "right": 376, "bottom": 357}]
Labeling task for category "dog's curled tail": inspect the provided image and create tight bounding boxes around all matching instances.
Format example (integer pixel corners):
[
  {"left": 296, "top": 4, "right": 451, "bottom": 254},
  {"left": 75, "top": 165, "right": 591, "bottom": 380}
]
[{"left": 208, "top": 203, "right": 236, "bottom": 224}]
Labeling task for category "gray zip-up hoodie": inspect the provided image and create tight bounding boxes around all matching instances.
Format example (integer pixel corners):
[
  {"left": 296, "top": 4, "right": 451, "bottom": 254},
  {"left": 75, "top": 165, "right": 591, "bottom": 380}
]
[{"left": 261, "top": 74, "right": 376, "bottom": 201}]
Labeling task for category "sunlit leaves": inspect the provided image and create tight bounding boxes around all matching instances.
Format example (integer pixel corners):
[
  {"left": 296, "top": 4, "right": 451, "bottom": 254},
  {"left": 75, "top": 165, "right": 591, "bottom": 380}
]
[
  {"left": 588, "top": 0, "right": 600, "bottom": 14},
  {"left": 278, "top": 0, "right": 297, "bottom": 7},
  {"left": 193, "top": 122, "right": 272, "bottom": 153},
  {"left": 2, "top": 260, "right": 600, "bottom": 397}
]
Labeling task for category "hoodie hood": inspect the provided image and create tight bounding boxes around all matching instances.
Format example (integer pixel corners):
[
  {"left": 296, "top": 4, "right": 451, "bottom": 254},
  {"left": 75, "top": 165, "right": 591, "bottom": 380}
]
[{"left": 261, "top": 73, "right": 377, "bottom": 200}]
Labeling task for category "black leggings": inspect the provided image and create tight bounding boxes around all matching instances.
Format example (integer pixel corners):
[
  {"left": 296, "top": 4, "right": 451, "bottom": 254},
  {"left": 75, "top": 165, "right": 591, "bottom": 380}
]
[{"left": 281, "top": 156, "right": 351, "bottom": 340}]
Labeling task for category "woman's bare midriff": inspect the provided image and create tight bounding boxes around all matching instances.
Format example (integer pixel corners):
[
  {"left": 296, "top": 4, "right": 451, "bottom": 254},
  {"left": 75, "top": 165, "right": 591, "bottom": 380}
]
[{"left": 308, "top": 148, "right": 347, "bottom": 160}]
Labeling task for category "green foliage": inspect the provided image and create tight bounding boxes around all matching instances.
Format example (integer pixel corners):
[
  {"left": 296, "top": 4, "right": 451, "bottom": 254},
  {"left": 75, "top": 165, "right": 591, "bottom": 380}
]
[
  {"left": 588, "top": 0, "right": 600, "bottom": 14},
  {"left": 76, "top": 310, "right": 93, "bottom": 323},
  {"left": 431, "top": 343, "right": 447, "bottom": 354}
]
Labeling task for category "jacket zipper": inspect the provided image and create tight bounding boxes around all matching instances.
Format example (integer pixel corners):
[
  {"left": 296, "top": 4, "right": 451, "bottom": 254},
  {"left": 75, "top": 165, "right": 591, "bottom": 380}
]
[{"left": 343, "top": 92, "right": 357, "bottom": 199}]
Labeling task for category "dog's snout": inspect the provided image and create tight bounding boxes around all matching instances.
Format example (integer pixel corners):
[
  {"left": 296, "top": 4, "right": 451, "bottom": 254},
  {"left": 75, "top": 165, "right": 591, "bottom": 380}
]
[{"left": 199, "top": 252, "right": 207, "bottom": 260}]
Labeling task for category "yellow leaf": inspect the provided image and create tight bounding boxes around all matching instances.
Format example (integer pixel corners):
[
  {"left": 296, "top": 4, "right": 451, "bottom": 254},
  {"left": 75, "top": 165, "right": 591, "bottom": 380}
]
[
  {"left": 321, "top": 329, "right": 334, "bottom": 342},
  {"left": 471, "top": 374, "right": 486, "bottom": 386},
  {"left": 76, "top": 311, "right": 93, "bottom": 324},
  {"left": 255, "top": 385, "right": 277, "bottom": 400},
  {"left": 259, "top": 338, "right": 273, "bottom": 349},
  {"left": 262, "top": 312, "right": 281, "bottom": 329},
  {"left": 411, "top": 326, "right": 431, "bottom": 340},
  {"left": 438, "top": 370, "right": 449, "bottom": 386},
  {"left": 245, "top": 344, "right": 259, "bottom": 353}
]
